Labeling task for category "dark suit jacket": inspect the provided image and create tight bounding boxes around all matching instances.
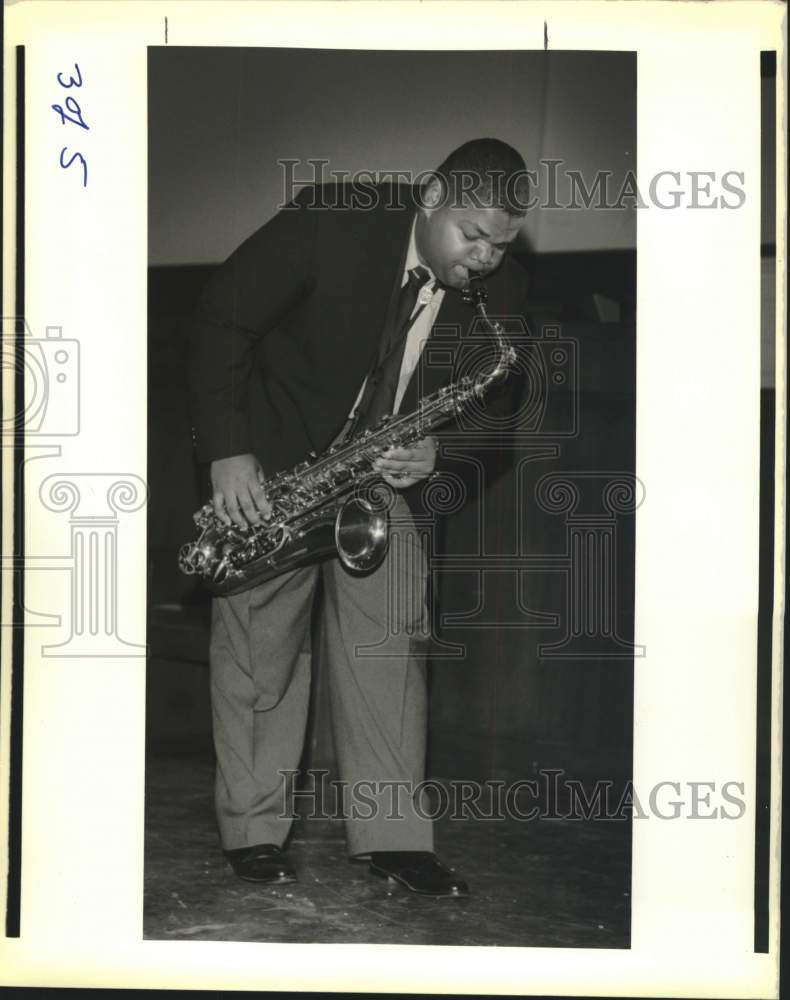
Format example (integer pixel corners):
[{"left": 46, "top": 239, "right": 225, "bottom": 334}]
[{"left": 188, "top": 183, "right": 530, "bottom": 510}]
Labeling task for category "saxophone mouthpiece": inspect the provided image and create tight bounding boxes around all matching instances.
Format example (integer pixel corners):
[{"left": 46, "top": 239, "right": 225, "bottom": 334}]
[{"left": 462, "top": 274, "right": 487, "bottom": 307}]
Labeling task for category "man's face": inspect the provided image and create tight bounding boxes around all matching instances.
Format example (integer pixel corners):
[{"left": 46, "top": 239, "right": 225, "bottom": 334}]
[{"left": 415, "top": 194, "right": 523, "bottom": 289}]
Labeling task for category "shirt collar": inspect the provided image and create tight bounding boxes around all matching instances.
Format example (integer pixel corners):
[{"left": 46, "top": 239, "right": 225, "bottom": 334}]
[{"left": 404, "top": 217, "right": 436, "bottom": 287}]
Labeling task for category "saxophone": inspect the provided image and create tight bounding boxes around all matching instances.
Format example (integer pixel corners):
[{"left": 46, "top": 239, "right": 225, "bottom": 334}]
[{"left": 178, "top": 275, "right": 517, "bottom": 596}]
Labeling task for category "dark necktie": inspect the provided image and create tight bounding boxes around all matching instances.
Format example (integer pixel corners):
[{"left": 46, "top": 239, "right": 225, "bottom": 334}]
[{"left": 353, "top": 265, "right": 432, "bottom": 433}]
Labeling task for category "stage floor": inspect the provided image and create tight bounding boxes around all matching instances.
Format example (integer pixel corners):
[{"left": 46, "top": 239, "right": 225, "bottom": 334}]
[{"left": 144, "top": 752, "right": 631, "bottom": 948}]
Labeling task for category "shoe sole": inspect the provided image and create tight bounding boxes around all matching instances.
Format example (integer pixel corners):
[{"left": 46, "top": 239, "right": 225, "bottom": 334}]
[
  {"left": 235, "top": 872, "right": 298, "bottom": 885},
  {"left": 372, "top": 868, "right": 470, "bottom": 898}
]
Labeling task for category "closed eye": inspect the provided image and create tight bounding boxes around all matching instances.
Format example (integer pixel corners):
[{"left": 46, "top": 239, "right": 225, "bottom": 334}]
[{"left": 462, "top": 232, "right": 507, "bottom": 251}]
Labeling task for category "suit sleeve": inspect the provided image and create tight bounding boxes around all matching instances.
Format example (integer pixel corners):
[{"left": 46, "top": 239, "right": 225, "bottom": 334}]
[{"left": 187, "top": 188, "right": 318, "bottom": 464}]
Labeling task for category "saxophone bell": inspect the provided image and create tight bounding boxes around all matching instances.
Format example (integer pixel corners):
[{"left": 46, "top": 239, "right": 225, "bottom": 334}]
[{"left": 334, "top": 494, "right": 390, "bottom": 573}]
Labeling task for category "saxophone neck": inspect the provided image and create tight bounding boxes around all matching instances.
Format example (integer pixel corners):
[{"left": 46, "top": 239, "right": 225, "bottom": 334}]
[{"left": 461, "top": 273, "right": 518, "bottom": 391}]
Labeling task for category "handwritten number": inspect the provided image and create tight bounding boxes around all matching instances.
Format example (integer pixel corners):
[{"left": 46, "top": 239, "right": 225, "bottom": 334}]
[
  {"left": 51, "top": 96, "right": 89, "bottom": 130},
  {"left": 65, "top": 95, "right": 89, "bottom": 129},
  {"left": 56, "top": 63, "right": 83, "bottom": 89},
  {"left": 54, "top": 64, "right": 88, "bottom": 187},
  {"left": 60, "top": 147, "right": 88, "bottom": 188}
]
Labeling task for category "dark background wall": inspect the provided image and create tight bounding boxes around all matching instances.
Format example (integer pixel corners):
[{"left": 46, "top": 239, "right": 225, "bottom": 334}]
[
  {"left": 147, "top": 48, "right": 637, "bottom": 785},
  {"left": 148, "top": 48, "right": 636, "bottom": 264}
]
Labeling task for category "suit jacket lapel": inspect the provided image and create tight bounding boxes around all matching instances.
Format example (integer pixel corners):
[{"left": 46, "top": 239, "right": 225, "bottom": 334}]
[{"left": 346, "top": 187, "right": 417, "bottom": 372}]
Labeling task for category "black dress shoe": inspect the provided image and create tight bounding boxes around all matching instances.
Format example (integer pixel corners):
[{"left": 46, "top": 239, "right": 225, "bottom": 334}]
[
  {"left": 369, "top": 851, "right": 469, "bottom": 897},
  {"left": 224, "top": 843, "right": 297, "bottom": 884}
]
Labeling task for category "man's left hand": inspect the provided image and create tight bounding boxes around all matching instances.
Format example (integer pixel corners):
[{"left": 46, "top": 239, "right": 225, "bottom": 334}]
[{"left": 373, "top": 436, "right": 437, "bottom": 489}]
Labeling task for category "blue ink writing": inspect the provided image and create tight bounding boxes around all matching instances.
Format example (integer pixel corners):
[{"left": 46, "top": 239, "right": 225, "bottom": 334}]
[
  {"left": 53, "top": 63, "right": 89, "bottom": 187},
  {"left": 51, "top": 96, "right": 89, "bottom": 130},
  {"left": 56, "top": 64, "right": 83, "bottom": 89},
  {"left": 59, "top": 147, "right": 88, "bottom": 188}
]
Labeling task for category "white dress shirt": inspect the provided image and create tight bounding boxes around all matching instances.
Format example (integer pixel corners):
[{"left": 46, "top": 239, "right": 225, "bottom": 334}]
[{"left": 393, "top": 221, "right": 445, "bottom": 413}]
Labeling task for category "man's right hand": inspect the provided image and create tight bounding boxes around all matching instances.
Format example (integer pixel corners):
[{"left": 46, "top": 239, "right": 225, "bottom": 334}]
[{"left": 210, "top": 454, "right": 272, "bottom": 528}]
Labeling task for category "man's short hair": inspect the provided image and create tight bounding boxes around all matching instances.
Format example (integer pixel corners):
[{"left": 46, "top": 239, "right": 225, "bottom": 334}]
[{"left": 428, "top": 138, "right": 530, "bottom": 215}]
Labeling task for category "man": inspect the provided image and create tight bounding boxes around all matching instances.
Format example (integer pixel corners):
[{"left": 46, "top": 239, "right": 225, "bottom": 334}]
[{"left": 188, "top": 137, "right": 530, "bottom": 897}]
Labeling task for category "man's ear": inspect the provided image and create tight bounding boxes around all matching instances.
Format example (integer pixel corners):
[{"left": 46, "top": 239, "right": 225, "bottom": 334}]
[{"left": 420, "top": 174, "right": 445, "bottom": 210}]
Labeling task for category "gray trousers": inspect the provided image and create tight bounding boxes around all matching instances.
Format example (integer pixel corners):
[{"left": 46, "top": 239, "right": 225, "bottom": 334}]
[{"left": 208, "top": 494, "right": 434, "bottom": 857}]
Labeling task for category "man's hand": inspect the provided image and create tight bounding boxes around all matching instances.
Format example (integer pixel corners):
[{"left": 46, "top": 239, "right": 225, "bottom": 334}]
[
  {"left": 210, "top": 453, "right": 272, "bottom": 528},
  {"left": 373, "top": 436, "right": 437, "bottom": 489}
]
